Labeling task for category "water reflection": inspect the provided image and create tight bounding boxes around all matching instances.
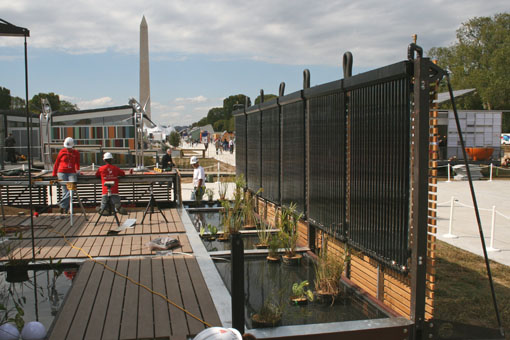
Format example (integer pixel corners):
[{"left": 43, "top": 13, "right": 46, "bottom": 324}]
[
  {"left": 0, "top": 267, "right": 75, "bottom": 330},
  {"left": 216, "top": 257, "right": 388, "bottom": 329}
]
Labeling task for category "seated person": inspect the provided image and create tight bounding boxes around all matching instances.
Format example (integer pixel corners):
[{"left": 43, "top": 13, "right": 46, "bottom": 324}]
[
  {"left": 161, "top": 147, "right": 175, "bottom": 170},
  {"left": 95, "top": 152, "right": 127, "bottom": 215}
]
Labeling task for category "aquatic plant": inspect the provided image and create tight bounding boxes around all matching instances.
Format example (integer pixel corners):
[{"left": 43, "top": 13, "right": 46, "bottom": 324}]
[
  {"left": 205, "top": 188, "right": 214, "bottom": 201},
  {"left": 291, "top": 280, "right": 314, "bottom": 302},
  {"left": 218, "top": 181, "right": 228, "bottom": 200},
  {"left": 256, "top": 218, "right": 271, "bottom": 247},
  {"left": 278, "top": 203, "right": 303, "bottom": 259},
  {"left": 267, "top": 234, "right": 281, "bottom": 261},
  {"left": 251, "top": 297, "right": 283, "bottom": 328},
  {"left": 314, "top": 236, "right": 348, "bottom": 302}
]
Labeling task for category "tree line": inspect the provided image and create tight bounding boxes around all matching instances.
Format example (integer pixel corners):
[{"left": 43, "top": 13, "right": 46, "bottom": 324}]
[
  {"left": 191, "top": 93, "right": 277, "bottom": 132},
  {"left": 0, "top": 86, "right": 78, "bottom": 113},
  {"left": 428, "top": 12, "right": 510, "bottom": 132}
]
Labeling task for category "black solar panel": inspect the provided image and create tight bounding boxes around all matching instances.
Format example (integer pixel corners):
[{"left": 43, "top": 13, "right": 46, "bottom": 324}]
[
  {"left": 261, "top": 106, "right": 280, "bottom": 203},
  {"left": 281, "top": 100, "right": 305, "bottom": 214},
  {"left": 308, "top": 92, "right": 346, "bottom": 238}
]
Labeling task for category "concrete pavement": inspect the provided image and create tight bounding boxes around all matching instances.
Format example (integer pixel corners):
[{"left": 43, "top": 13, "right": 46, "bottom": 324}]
[{"left": 435, "top": 180, "right": 510, "bottom": 266}]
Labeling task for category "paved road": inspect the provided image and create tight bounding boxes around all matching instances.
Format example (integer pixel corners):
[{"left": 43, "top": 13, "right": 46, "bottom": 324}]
[{"left": 435, "top": 180, "right": 510, "bottom": 266}]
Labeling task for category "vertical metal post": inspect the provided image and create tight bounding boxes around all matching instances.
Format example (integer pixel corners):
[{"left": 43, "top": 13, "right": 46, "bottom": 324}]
[
  {"left": 488, "top": 206, "right": 500, "bottom": 252},
  {"left": 24, "top": 34, "right": 36, "bottom": 263},
  {"left": 231, "top": 232, "right": 245, "bottom": 334},
  {"left": 443, "top": 196, "right": 458, "bottom": 239},
  {"left": 410, "top": 56, "right": 429, "bottom": 337},
  {"left": 447, "top": 161, "right": 451, "bottom": 182}
]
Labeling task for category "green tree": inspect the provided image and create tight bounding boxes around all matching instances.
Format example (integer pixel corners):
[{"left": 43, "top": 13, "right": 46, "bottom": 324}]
[
  {"left": 213, "top": 119, "right": 228, "bottom": 132},
  {"left": 207, "top": 107, "right": 224, "bottom": 125},
  {"left": 10, "top": 96, "right": 25, "bottom": 109},
  {"left": 169, "top": 131, "right": 181, "bottom": 147},
  {"left": 0, "top": 87, "right": 10, "bottom": 110},
  {"left": 227, "top": 117, "right": 235, "bottom": 132},
  {"left": 254, "top": 94, "right": 277, "bottom": 104},
  {"left": 192, "top": 116, "right": 209, "bottom": 128},
  {"left": 59, "top": 100, "right": 79, "bottom": 112},
  {"left": 29, "top": 92, "right": 61, "bottom": 113},
  {"left": 429, "top": 13, "right": 510, "bottom": 112},
  {"left": 223, "top": 94, "right": 250, "bottom": 120}
]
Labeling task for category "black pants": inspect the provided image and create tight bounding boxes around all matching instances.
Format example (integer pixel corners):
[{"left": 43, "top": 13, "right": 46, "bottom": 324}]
[{"left": 7, "top": 149, "right": 16, "bottom": 163}]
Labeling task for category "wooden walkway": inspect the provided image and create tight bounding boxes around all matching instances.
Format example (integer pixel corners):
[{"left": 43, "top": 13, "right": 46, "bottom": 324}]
[
  {"left": 0, "top": 210, "right": 190, "bottom": 261},
  {"left": 48, "top": 256, "right": 221, "bottom": 340},
  {"left": 1, "top": 208, "right": 223, "bottom": 339}
]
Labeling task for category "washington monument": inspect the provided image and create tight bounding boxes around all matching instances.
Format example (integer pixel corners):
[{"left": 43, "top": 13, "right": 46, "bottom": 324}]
[{"left": 140, "top": 16, "right": 151, "bottom": 119}]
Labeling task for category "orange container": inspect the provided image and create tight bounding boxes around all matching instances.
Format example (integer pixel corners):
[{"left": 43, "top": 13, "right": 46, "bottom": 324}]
[{"left": 465, "top": 147, "right": 494, "bottom": 161}]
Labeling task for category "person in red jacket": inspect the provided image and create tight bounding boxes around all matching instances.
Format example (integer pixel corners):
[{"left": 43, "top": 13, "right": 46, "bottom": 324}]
[
  {"left": 95, "top": 152, "right": 127, "bottom": 215},
  {"left": 53, "top": 137, "right": 80, "bottom": 214}
]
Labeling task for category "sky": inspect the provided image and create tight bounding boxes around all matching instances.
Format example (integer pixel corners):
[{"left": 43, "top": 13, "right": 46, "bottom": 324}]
[{"left": 0, "top": 1, "right": 508, "bottom": 127}]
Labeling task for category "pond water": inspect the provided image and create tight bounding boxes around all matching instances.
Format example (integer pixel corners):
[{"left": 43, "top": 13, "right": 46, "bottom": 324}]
[
  {"left": 215, "top": 256, "right": 388, "bottom": 329},
  {"left": 188, "top": 211, "right": 265, "bottom": 251},
  {"left": 0, "top": 266, "right": 76, "bottom": 332},
  {"left": 201, "top": 235, "right": 261, "bottom": 252}
]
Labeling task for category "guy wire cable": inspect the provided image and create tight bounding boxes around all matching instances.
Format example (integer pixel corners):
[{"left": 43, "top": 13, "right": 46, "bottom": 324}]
[{"left": 446, "top": 73, "right": 504, "bottom": 337}]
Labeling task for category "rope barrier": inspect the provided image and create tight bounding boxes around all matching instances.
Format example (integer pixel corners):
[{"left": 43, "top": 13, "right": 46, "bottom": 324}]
[
  {"left": 47, "top": 228, "right": 213, "bottom": 328},
  {"left": 441, "top": 196, "right": 509, "bottom": 249}
]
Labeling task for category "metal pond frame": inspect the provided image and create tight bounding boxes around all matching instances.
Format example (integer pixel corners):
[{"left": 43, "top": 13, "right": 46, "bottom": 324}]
[{"left": 234, "top": 45, "right": 447, "bottom": 339}]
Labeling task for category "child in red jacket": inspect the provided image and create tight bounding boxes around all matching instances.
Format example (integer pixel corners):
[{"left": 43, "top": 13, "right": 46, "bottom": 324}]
[
  {"left": 53, "top": 137, "right": 80, "bottom": 213},
  {"left": 95, "top": 152, "right": 127, "bottom": 215}
]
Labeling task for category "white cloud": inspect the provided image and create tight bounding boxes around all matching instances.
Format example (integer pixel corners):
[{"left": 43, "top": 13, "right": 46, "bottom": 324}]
[
  {"left": 77, "top": 96, "right": 114, "bottom": 109},
  {"left": 2, "top": 0, "right": 506, "bottom": 67},
  {"left": 174, "top": 95, "right": 207, "bottom": 103}
]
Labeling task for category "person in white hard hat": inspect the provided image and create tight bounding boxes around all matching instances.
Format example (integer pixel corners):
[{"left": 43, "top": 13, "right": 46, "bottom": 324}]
[
  {"left": 95, "top": 152, "right": 127, "bottom": 215},
  {"left": 52, "top": 137, "right": 80, "bottom": 214},
  {"left": 193, "top": 327, "right": 256, "bottom": 340},
  {"left": 190, "top": 156, "right": 205, "bottom": 201}
]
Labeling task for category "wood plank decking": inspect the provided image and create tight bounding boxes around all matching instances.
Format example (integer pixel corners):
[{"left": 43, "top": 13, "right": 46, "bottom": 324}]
[
  {"left": 0, "top": 209, "right": 189, "bottom": 261},
  {"left": 1, "top": 208, "right": 224, "bottom": 340},
  {"left": 48, "top": 257, "right": 221, "bottom": 340}
]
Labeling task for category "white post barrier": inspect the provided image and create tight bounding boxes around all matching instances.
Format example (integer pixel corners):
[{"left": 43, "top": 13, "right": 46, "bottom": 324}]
[
  {"left": 489, "top": 163, "right": 493, "bottom": 182},
  {"left": 443, "top": 196, "right": 458, "bottom": 238},
  {"left": 217, "top": 162, "right": 220, "bottom": 184},
  {"left": 447, "top": 161, "right": 451, "bottom": 182},
  {"left": 487, "top": 205, "right": 500, "bottom": 252},
  {"left": 92, "top": 163, "right": 95, "bottom": 171}
]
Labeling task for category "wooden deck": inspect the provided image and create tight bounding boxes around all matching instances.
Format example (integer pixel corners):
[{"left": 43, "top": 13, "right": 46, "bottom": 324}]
[
  {"left": 0, "top": 210, "right": 190, "bottom": 261},
  {"left": 48, "top": 256, "right": 221, "bottom": 340},
  {"left": 1, "top": 208, "right": 224, "bottom": 339}
]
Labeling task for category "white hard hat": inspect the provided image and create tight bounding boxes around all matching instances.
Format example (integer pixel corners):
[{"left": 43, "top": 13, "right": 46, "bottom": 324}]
[
  {"left": 63, "top": 137, "right": 74, "bottom": 148},
  {"left": 190, "top": 156, "right": 199, "bottom": 165},
  {"left": 103, "top": 152, "right": 113, "bottom": 160},
  {"left": 193, "top": 327, "right": 242, "bottom": 340}
]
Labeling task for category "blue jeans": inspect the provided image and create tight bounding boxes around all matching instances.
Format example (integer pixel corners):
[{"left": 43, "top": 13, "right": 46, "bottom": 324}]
[{"left": 57, "top": 172, "right": 77, "bottom": 210}]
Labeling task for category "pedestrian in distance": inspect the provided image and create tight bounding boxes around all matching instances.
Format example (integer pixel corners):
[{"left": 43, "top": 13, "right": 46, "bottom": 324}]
[
  {"left": 4, "top": 132, "right": 16, "bottom": 164},
  {"left": 215, "top": 139, "right": 221, "bottom": 155},
  {"left": 53, "top": 137, "right": 80, "bottom": 214},
  {"left": 190, "top": 156, "right": 205, "bottom": 201},
  {"left": 95, "top": 152, "right": 127, "bottom": 215},
  {"left": 161, "top": 147, "right": 175, "bottom": 171}
]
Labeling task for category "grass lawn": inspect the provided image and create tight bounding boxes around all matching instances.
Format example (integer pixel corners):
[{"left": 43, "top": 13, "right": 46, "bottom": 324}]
[{"left": 434, "top": 240, "right": 510, "bottom": 338}]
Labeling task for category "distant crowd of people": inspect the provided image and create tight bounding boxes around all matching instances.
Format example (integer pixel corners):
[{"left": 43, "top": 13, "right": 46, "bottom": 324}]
[{"left": 214, "top": 138, "right": 234, "bottom": 155}]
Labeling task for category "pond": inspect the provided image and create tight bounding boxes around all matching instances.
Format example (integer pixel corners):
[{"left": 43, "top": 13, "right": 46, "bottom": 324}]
[
  {"left": 215, "top": 256, "right": 388, "bottom": 329},
  {"left": 0, "top": 266, "right": 76, "bottom": 332},
  {"left": 188, "top": 210, "right": 267, "bottom": 252}
]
